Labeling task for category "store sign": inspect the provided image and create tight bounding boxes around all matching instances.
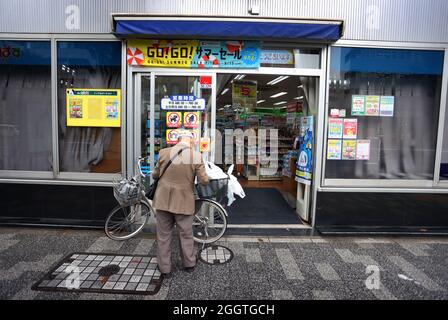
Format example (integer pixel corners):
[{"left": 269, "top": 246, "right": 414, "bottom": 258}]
[
  {"left": 161, "top": 95, "right": 205, "bottom": 111},
  {"left": 200, "top": 76, "right": 212, "bottom": 89},
  {"left": 127, "top": 39, "right": 261, "bottom": 68},
  {"left": 66, "top": 88, "right": 121, "bottom": 127},
  {"left": 260, "top": 49, "right": 294, "bottom": 65},
  {"left": 232, "top": 80, "right": 257, "bottom": 111},
  {"left": 296, "top": 116, "right": 314, "bottom": 185}
]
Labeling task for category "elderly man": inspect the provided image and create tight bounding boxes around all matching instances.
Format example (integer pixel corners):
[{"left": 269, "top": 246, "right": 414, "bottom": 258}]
[{"left": 152, "top": 130, "right": 209, "bottom": 277}]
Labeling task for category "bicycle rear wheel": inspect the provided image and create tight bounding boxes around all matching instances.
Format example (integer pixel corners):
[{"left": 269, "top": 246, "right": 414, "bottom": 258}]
[
  {"left": 105, "top": 201, "right": 152, "bottom": 241},
  {"left": 193, "top": 198, "right": 227, "bottom": 244}
]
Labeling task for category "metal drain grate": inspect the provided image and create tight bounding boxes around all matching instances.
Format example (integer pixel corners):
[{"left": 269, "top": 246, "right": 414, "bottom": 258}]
[
  {"left": 198, "top": 245, "right": 233, "bottom": 265},
  {"left": 32, "top": 253, "right": 164, "bottom": 295}
]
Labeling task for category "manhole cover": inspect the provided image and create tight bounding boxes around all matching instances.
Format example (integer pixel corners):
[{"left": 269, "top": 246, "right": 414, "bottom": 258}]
[
  {"left": 32, "top": 253, "right": 164, "bottom": 295},
  {"left": 198, "top": 245, "right": 233, "bottom": 265}
]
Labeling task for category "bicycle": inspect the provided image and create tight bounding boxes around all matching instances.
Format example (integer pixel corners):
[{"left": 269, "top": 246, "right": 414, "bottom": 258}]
[{"left": 104, "top": 157, "right": 229, "bottom": 245}]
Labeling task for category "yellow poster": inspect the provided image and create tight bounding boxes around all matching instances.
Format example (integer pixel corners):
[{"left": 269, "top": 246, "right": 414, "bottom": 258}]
[
  {"left": 127, "top": 39, "right": 198, "bottom": 68},
  {"left": 66, "top": 89, "right": 121, "bottom": 127}
]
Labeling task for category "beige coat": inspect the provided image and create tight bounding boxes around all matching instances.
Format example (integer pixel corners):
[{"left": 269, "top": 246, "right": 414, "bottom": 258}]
[{"left": 152, "top": 142, "right": 209, "bottom": 215}]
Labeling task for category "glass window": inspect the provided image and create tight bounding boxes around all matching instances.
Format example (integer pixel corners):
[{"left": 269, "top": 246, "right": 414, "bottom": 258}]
[
  {"left": 325, "top": 47, "right": 444, "bottom": 180},
  {"left": 0, "top": 40, "right": 52, "bottom": 171},
  {"left": 57, "top": 41, "right": 122, "bottom": 173}
]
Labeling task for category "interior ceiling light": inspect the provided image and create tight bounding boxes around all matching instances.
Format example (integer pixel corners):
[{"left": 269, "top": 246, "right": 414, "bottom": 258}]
[
  {"left": 273, "top": 101, "right": 287, "bottom": 106},
  {"left": 221, "top": 88, "right": 229, "bottom": 95},
  {"left": 257, "top": 100, "right": 266, "bottom": 104},
  {"left": 270, "top": 92, "right": 287, "bottom": 98},
  {"left": 234, "top": 74, "right": 246, "bottom": 80},
  {"left": 294, "top": 96, "right": 304, "bottom": 100},
  {"left": 267, "top": 76, "right": 289, "bottom": 86}
]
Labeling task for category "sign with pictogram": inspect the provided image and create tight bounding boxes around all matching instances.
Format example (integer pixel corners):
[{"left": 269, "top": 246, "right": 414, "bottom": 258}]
[
  {"left": 166, "top": 112, "right": 182, "bottom": 128},
  {"left": 183, "top": 111, "right": 200, "bottom": 128}
]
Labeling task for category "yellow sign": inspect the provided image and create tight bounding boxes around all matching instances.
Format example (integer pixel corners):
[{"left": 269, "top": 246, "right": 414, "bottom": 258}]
[
  {"left": 127, "top": 40, "right": 198, "bottom": 68},
  {"left": 184, "top": 111, "right": 200, "bottom": 128},
  {"left": 166, "top": 112, "right": 182, "bottom": 128},
  {"left": 200, "top": 137, "right": 210, "bottom": 153},
  {"left": 66, "top": 89, "right": 121, "bottom": 127}
]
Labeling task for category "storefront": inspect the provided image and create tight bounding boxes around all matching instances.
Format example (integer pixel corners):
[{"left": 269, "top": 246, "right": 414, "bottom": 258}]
[{"left": 1, "top": 1, "right": 448, "bottom": 234}]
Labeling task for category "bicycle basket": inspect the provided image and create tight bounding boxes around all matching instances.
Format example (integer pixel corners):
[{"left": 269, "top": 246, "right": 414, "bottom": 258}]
[
  {"left": 113, "top": 177, "right": 141, "bottom": 206},
  {"left": 196, "top": 178, "right": 229, "bottom": 200}
]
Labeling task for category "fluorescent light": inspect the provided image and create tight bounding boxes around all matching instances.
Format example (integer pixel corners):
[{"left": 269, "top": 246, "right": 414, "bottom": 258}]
[
  {"left": 270, "top": 92, "right": 287, "bottom": 98},
  {"left": 221, "top": 88, "right": 229, "bottom": 95},
  {"left": 297, "top": 85, "right": 303, "bottom": 89},
  {"left": 218, "top": 108, "right": 224, "bottom": 111},
  {"left": 279, "top": 106, "right": 287, "bottom": 109},
  {"left": 257, "top": 100, "right": 266, "bottom": 104},
  {"left": 273, "top": 101, "right": 287, "bottom": 106},
  {"left": 294, "top": 96, "right": 304, "bottom": 100},
  {"left": 234, "top": 74, "right": 246, "bottom": 80},
  {"left": 267, "top": 76, "right": 289, "bottom": 85}
]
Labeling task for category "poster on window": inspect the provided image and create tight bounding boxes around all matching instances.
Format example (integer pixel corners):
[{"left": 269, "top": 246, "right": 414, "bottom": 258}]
[
  {"left": 356, "top": 140, "right": 371, "bottom": 160},
  {"left": 189, "top": 129, "right": 200, "bottom": 143},
  {"left": 328, "top": 118, "right": 343, "bottom": 139},
  {"left": 127, "top": 39, "right": 260, "bottom": 68},
  {"left": 295, "top": 116, "right": 314, "bottom": 185},
  {"left": 183, "top": 111, "right": 200, "bottom": 128},
  {"left": 343, "top": 119, "right": 358, "bottom": 139},
  {"left": 327, "top": 139, "right": 342, "bottom": 160},
  {"left": 161, "top": 95, "right": 206, "bottom": 111},
  {"left": 365, "top": 95, "right": 380, "bottom": 116},
  {"left": 342, "top": 140, "right": 357, "bottom": 160},
  {"left": 66, "top": 89, "right": 121, "bottom": 127},
  {"left": 352, "top": 95, "right": 366, "bottom": 116},
  {"left": 380, "top": 96, "right": 395, "bottom": 117},
  {"left": 166, "top": 112, "right": 182, "bottom": 128}
]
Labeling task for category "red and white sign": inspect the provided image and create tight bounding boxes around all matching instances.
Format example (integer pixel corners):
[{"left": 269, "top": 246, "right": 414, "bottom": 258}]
[
  {"left": 166, "top": 112, "right": 182, "bottom": 128},
  {"left": 184, "top": 112, "right": 200, "bottom": 128},
  {"left": 126, "top": 47, "right": 144, "bottom": 65},
  {"left": 200, "top": 76, "right": 212, "bottom": 89}
]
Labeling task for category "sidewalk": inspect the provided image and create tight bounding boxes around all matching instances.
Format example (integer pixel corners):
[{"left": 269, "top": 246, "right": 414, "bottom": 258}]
[{"left": 0, "top": 227, "right": 447, "bottom": 300}]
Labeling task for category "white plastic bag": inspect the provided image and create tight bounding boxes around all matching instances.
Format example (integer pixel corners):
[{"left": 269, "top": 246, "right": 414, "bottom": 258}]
[
  {"left": 204, "top": 161, "right": 228, "bottom": 180},
  {"left": 226, "top": 164, "right": 246, "bottom": 206}
]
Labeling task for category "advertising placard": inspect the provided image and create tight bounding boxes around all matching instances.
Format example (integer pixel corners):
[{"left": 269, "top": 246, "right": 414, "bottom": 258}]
[
  {"left": 342, "top": 140, "right": 357, "bottom": 160},
  {"left": 328, "top": 118, "right": 343, "bottom": 139},
  {"left": 295, "top": 116, "right": 314, "bottom": 185},
  {"left": 352, "top": 95, "right": 366, "bottom": 116},
  {"left": 356, "top": 140, "right": 371, "bottom": 160},
  {"left": 327, "top": 139, "right": 342, "bottom": 160},
  {"left": 260, "top": 49, "right": 294, "bottom": 65},
  {"left": 66, "top": 89, "right": 121, "bottom": 127},
  {"left": 183, "top": 111, "right": 200, "bottom": 128},
  {"left": 166, "top": 112, "right": 182, "bottom": 128},
  {"left": 200, "top": 137, "right": 210, "bottom": 153},
  {"left": 365, "top": 95, "right": 380, "bottom": 116},
  {"left": 127, "top": 40, "right": 260, "bottom": 69},
  {"left": 161, "top": 95, "right": 205, "bottom": 111},
  {"left": 380, "top": 96, "right": 395, "bottom": 117},
  {"left": 343, "top": 119, "right": 358, "bottom": 139},
  {"left": 232, "top": 80, "right": 257, "bottom": 111}
]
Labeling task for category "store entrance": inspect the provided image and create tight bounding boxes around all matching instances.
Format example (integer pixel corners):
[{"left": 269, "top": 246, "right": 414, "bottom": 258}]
[{"left": 216, "top": 73, "right": 318, "bottom": 226}]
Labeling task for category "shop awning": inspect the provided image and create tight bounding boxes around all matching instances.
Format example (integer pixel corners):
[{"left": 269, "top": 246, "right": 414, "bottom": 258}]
[{"left": 112, "top": 15, "right": 344, "bottom": 42}]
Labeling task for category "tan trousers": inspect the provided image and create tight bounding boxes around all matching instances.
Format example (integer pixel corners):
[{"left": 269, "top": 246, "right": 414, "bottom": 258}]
[{"left": 156, "top": 210, "right": 196, "bottom": 273}]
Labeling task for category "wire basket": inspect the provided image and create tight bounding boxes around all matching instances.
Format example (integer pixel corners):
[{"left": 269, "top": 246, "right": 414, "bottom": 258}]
[
  {"left": 196, "top": 178, "right": 229, "bottom": 203},
  {"left": 113, "top": 177, "right": 142, "bottom": 206}
]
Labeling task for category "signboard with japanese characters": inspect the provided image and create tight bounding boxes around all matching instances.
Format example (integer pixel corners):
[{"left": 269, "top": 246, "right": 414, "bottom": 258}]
[
  {"left": 127, "top": 39, "right": 260, "bottom": 69},
  {"left": 161, "top": 95, "right": 206, "bottom": 111}
]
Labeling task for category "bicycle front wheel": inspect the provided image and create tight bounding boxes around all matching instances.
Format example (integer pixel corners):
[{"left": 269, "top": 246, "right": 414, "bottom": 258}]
[
  {"left": 193, "top": 198, "right": 227, "bottom": 244},
  {"left": 105, "top": 201, "right": 152, "bottom": 241}
]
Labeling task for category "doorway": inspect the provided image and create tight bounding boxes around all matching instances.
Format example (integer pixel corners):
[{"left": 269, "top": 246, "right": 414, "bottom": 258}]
[{"left": 132, "top": 69, "right": 321, "bottom": 228}]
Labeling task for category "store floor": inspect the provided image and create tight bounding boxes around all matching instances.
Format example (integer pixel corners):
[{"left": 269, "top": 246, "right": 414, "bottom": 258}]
[{"left": 227, "top": 177, "right": 302, "bottom": 225}]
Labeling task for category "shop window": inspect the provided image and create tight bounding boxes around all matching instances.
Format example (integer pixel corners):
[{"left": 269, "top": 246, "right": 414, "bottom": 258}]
[
  {"left": 57, "top": 41, "right": 122, "bottom": 173},
  {"left": 325, "top": 47, "right": 444, "bottom": 180},
  {"left": 261, "top": 46, "right": 320, "bottom": 69},
  {"left": 0, "top": 40, "right": 52, "bottom": 171}
]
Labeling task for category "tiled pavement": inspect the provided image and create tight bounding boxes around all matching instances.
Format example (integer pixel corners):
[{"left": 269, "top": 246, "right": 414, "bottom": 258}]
[{"left": 0, "top": 227, "right": 447, "bottom": 300}]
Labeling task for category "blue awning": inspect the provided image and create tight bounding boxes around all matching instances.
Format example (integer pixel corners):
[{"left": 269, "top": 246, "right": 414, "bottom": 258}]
[{"left": 113, "top": 16, "right": 344, "bottom": 42}]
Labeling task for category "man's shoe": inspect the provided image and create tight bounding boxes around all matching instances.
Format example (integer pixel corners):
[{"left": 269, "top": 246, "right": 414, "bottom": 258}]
[{"left": 184, "top": 266, "right": 195, "bottom": 273}]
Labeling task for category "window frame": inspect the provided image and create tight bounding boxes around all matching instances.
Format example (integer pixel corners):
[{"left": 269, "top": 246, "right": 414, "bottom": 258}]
[
  {"left": 0, "top": 34, "right": 125, "bottom": 185},
  {"left": 322, "top": 41, "right": 448, "bottom": 190}
]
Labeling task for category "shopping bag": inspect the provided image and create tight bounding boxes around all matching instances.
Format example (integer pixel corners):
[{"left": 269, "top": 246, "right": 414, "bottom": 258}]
[{"left": 226, "top": 164, "right": 246, "bottom": 206}]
